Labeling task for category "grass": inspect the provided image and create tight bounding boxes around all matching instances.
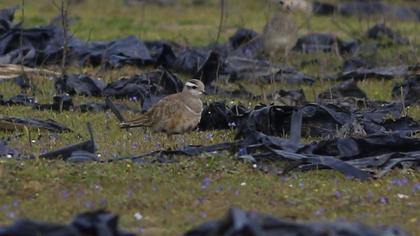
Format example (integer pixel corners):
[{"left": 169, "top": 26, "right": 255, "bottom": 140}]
[{"left": 0, "top": 0, "right": 420, "bottom": 235}]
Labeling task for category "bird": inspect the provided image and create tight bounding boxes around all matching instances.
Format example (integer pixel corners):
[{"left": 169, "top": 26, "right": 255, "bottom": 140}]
[
  {"left": 120, "top": 79, "right": 205, "bottom": 134},
  {"left": 261, "top": 0, "right": 311, "bottom": 61}
]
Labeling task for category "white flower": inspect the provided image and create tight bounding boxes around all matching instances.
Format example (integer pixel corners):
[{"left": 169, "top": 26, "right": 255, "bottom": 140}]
[
  {"left": 134, "top": 212, "right": 143, "bottom": 221},
  {"left": 396, "top": 193, "right": 409, "bottom": 199}
]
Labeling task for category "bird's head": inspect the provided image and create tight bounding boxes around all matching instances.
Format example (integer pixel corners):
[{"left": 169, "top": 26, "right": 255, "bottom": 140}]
[
  {"left": 275, "top": 0, "right": 311, "bottom": 13},
  {"left": 183, "top": 79, "right": 206, "bottom": 98}
]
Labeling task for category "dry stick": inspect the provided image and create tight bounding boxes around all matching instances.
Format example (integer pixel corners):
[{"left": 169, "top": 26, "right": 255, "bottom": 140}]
[
  {"left": 60, "top": 0, "right": 69, "bottom": 76},
  {"left": 19, "top": 0, "right": 32, "bottom": 93},
  {"left": 215, "top": 0, "right": 225, "bottom": 44}
]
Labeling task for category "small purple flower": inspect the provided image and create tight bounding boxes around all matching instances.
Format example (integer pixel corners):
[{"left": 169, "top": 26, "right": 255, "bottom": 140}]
[
  {"left": 299, "top": 182, "right": 305, "bottom": 189},
  {"left": 61, "top": 190, "right": 70, "bottom": 199},
  {"left": 155, "top": 143, "right": 161, "bottom": 149},
  {"left": 206, "top": 133, "right": 214, "bottom": 140},
  {"left": 99, "top": 198, "right": 108, "bottom": 206},
  {"left": 12, "top": 200, "right": 20, "bottom": 207},
  {"left": 314, "top": 208, "right": 325, "bottom": 216},
  {"left": 131, "top": 143, "right": 139, "bottom": 149},
  {"left": 77, "top": 190, "right": 85, "bottom": 198},
  {"left": 412, "top": 183, "right": 420, "bottom": 193},
  {"left": 379, "top": 196, "right": 389, "bottom": 204},
  {"left": 199, "top": 211, "right": 208, "bottom": 218},
  {"left": 366, "top": 190, "right": 374, "bottom": 199},
  {"left": 7, "top": 211, "right": 16, "bottom": 219},
  {"left": 234, "top": 190, "right": 240, "bottom": 196},
  {"left": 1, "top": 204, "right": 9, "bottom": 210},
  {"left": 143, "top": 135, "right": 151, "bottom": 142},
  {"left": 195, "top": 197, "right": 204, "bottom": 205},
  {"left": 137, "top": 228, "right": 145, "bottom": 234},
  {"left": 391, "top": 178, "right": 409, "bottom": 186},
  {"left": 201, "top": 177, "right": 211, "bottom": 190},
  {"left": 334, "top": 191, "right": 342, "bottom": 199},
  {"left": 84, "top": 201, "right": 94, "bottom": 209}
]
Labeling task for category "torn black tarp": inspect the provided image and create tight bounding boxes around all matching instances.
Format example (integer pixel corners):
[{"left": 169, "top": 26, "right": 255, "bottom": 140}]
[
  {"left": 317, "top": 79, "right": 367, "bottom": 101},
  {"left": 225, "top": 57, "right": 315, "bottom": 84},
  {"left": 336, "top": 65, "right": 414, "bottom": 81},
  {"left": 228, "top": 28, "right": 258, "bottom": 50},
  {"left": 236, "top": 104, "right": 350, "bottom": 138},
  {"left": 0, "top": 210, "right": 135, "bottom": 236},
  {"left": 0, "top": 10, "right": 151, "bottom": 68},
  {"left": 0, "top": 93, "right": 37, "bottom": 106},
  {"left": 366, "top": 23, "right": 409, "bottom": 47},
  {"left": 392, "top": 75, "right": 420, "bottom": 106},
  {"left": 312, "top": 1, "right": 420, "bottom": 22},
  {"left": 185, "top": 208, "right": 410, "bottom": 236},
  {"left": 54, "top": 74, "right": 106, "bottom": 96},
  {"left": 39, "top": 123, "right": 96, "bottom": 161},
  {"left": 103, "top": 67, "right": 183, "bottom": 110},
  {"left": 0, "top": 6, "right": 16, "bottom": 35},
  {"left": 271, "top": 89, "right": 307, "bottom": 106},
  {"left": 198, "top": 102, "right": 247, "bottom": 130},
  {"left": 293, "top": 33, "right": 358, "bottom": 54},
  {"left": 0, "top": 116, "right": 71, "bottom": 132},
  {"left": 77, "top": 35, "right": 153, "bottom": 68}
]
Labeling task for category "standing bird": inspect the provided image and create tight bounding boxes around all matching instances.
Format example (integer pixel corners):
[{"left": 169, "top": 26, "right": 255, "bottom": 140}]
[
  {"left": 261, "top": 0, "right": 312, "bottom": 61},
  {"left": 120, "top": 79, "right": 205, "bottom": 134}
]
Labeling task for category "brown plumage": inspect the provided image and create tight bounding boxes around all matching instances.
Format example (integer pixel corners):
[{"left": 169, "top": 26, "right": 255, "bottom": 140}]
[
  {"left": 120, "top": 79, "right": 205, "bottom": 134},
  {"left": 262, "top": 0, "right": 312, "bottom": 60}
]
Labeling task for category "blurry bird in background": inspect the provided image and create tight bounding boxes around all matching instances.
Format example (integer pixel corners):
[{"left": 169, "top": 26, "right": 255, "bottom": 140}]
[{"left": 262, "top": 0, "right": 312, "bottom": 61}]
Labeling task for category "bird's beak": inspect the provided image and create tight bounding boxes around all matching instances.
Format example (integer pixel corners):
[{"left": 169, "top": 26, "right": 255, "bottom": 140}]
[{"left": 202, "top": 90, "right": 207, "bottom": 95}]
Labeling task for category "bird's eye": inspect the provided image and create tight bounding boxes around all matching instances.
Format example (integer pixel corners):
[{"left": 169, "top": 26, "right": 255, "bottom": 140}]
[{"left": 191, "top": 85, "right": 198, "bottom": 89}]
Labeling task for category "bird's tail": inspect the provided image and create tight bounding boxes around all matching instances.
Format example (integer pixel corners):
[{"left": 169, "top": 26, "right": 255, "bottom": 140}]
[{"left": 119, "top": 114, "right": 153, "bottom": 129}]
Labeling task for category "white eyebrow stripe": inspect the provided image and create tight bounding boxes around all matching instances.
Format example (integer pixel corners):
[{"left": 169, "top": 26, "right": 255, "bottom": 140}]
[{"left": 185, "top": 82, "right": 196, "bottom": 87}]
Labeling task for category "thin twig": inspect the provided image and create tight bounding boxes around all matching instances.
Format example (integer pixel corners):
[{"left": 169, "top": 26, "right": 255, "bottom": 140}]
[{"left": 215, "top": 0, "right": 225, "bottom": 44}]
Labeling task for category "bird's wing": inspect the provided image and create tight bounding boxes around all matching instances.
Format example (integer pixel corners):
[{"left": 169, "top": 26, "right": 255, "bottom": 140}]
[{"left": 120, "top": 94, "right": 180, "bottom": 129}]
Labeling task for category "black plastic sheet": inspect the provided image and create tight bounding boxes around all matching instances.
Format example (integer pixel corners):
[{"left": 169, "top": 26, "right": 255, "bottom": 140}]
[
  {"left": 185, "top": 208, "right": 410, "bottom": 236},
  {"left": 0, "top": 210, "right": 135, "bottom": 236},
  {"left": 392, "top": 75, "right": 420, "bottom": 106},
  {"left": 313, "top": 1, "right": 420, "bottom": 22},
  {"left": 293, "top": 33, "right": 358, "bottom": 54},
  {"left": 55, "top": 74, "right": 106, "bottom": 96},
  {"left": 318, "top": 80, "right": 367, "bottom": 100},
  {"left": 198, "top": 102, "right": 247, "bottom": 130},
  {"left": 0, "top": 116, "right": 71, "bottom": 132}
]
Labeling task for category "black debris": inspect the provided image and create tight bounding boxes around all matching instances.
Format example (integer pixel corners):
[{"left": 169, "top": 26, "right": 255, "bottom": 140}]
[
  {"left": 313, "top": 1, "right": 420, "bottom": 22},
  {"left": 0, "top": 210, "right": 135, "bottom": 236},
  {"left": 55, "top": 74, "right": 106, "bottom": 96},
  {"left": 185, "top": 208, "right": 410, "bottom": 236},
  {"left": 0, "top": 116, "right": 71, "bottom": 132},
  {"left": 293, "top": 33, "right": 358, "bottom": 54},
  {"left": 103, "top": 68, "right": 183, "bottom": 110},
  {"left": 39, "top": 123, "right": 96, "bottom": 160},
  {"left": 228, "top": 28, "right": 259, "bottom": 50},
  {"left": 318, "top": 79, "right": 367, "bottom": 101},
  {"left": 366, "top": 23, "right": 409, "bottom": 46},
  {"left": 392, "top": 75, "right": 420, "bottom": 106},
  {"left": 225, "top": 57, "right": 315, "bottom": 84},
  {"left": 198, "top": 101, "right": 247, "bottom": 130},
  {"left": 271, "top": 89, "right": 307, "bottom": 106},
  {"left": 337, "top": 65, "right": 412, "bottom": 81}
]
